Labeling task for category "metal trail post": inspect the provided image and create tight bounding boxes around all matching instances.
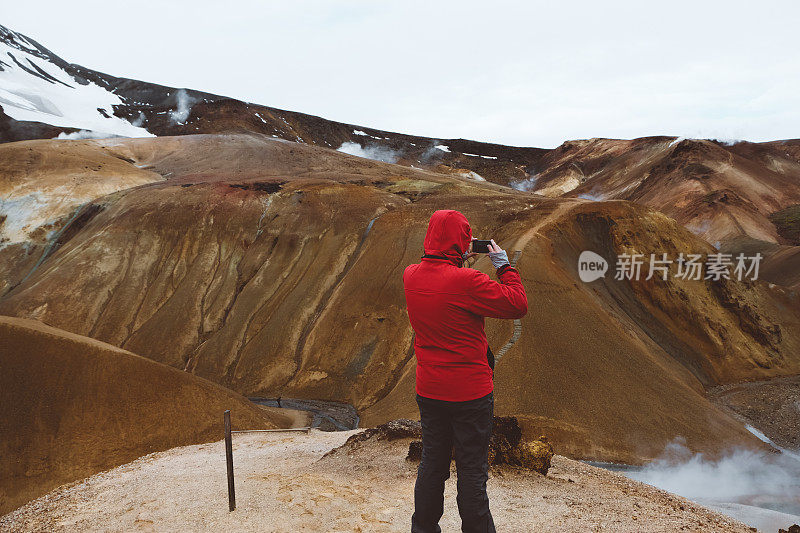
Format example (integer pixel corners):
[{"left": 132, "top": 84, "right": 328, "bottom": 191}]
[{"left": 224, "top": 410, "right": 236, "bottom": 512}]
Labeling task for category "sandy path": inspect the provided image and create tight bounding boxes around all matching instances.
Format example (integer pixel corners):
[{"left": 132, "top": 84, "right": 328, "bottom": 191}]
[
  {"left": 1, "top": 430, "right": 754, "bottom": 532},
  {"left": 256, "top": 404, "right": 313, "bottom": 429}
]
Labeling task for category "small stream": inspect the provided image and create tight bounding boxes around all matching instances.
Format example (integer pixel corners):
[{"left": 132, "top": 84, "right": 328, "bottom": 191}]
[{"left": 249, "top": 397, "right": 359, "bottom": 431}]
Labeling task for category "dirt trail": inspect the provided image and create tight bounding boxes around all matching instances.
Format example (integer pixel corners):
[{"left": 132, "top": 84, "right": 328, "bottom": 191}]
[
  {"left": 511, "top": 199, "right": 583, "bottom": 252},
  {"left": 1, "top": 430, "right": 754, "bottom": 532}
]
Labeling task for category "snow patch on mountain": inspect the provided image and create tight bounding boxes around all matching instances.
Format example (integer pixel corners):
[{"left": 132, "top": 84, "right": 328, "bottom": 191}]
[
  {"left": 0, "top": 27, "right": 152, "bottom": 138},
  {"left": 353, "top": 129, "right": 383, "bottom": 140},
  {"left": 463, "top": 152, "right": 497, "bottom": 159}
]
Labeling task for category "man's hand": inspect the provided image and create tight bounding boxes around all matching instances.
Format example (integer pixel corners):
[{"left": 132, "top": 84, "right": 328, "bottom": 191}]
[
  {"left": 487, "top": 239, "right": 509, "bottom": 269},
  {"left": 462, "top": 237, "right": 479, "bottom": 262}
]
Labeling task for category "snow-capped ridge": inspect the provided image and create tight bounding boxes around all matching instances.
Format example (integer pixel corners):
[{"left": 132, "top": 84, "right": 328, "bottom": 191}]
[{"left": 0, "top": 24, "right": 152, "bottom": 138}]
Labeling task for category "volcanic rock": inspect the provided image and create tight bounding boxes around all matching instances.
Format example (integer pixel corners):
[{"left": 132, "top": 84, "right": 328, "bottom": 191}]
[
  {"left": 404, "top": 417, "right": 554, "bottom": 475},
  {"left": 513, "top": 437, "right": 555, "bottom": 474},
  {"left": 338, "top": 419, "right": 422, "bottom": 450}
]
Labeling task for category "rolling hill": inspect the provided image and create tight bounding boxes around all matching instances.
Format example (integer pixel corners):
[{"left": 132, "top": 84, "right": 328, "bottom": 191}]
[
  {"left": 1, "top": 134, "right": 796, "bottom": 468},
  {"left": 0, "top": 315, "right": 297, "bottom": 514},
  {"left": 1, "top": 21, "right": 800, "bottom": 517}
]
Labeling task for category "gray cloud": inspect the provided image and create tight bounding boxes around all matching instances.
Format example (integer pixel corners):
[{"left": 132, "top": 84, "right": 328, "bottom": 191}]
[{"left": 6, "top": 1, "right": 800, "bottom": 148}]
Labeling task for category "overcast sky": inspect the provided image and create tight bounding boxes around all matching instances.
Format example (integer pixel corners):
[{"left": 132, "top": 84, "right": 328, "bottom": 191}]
[{"left": 4, "top": 1, "right": 799, "bottom": 147}]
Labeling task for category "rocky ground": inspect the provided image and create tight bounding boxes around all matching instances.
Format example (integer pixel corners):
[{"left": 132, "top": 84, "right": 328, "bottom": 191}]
[
  {"left": 1, "top": 429, "right": 756, "bottom": 533},
  {"left": 710, "top": 375, "right": 800, "bottom": 451}
]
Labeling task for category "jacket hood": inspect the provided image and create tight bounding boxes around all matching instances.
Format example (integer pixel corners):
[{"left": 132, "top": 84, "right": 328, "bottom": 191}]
[{"left": 423, "top": 210, "right": 472, "bottom": 263}]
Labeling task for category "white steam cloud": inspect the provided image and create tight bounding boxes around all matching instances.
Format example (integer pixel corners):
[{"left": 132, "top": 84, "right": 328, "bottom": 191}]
[
  {"left": 55, "top": 130, "right": 115, "bottom": 140},
  {"left": 337, "top": 141, "right": 401, "bottom": 164},
  {"left": 418, "top": 142, "right": 447, "bottom": 164},
  {"left": 509, "top": 173, "right": 538, "bottom": 192},
  {"left": 459, "top": 170, "right": 485, "bottom": 181},
  {"left": 714, "top": 138, "right": 742, "bottom": 146},
  {"left": 578, "top": 192, "right": 604, "bottom": 201},
  {"left": 169, "top": 89, "right": 197, "bottom": 125},
  {"left": 627, "top": 439, "right": 800, "bottom": 531},
  {"left": 131, "top": 111, "right": 146, "bottom": 128}
]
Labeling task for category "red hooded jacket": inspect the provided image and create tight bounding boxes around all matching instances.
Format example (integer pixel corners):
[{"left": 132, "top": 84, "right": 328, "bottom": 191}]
[{"left": 403, "top": 210, "right": 528, "bottom": 401}]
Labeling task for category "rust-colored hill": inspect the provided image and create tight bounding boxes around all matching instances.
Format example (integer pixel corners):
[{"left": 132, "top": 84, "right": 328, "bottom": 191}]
[
  {"left": 0, "top": 138, "right": 164, "bottom": 296},
  {"left": 3, "top": 23, "right": 799, "bottom": 258},
  {"left": 2, "top": 22, "right": 798, "bottom": 524},
  {"left": 0, "top": 315, "right": 294, "bottom": 514},
  {"left": 1, "top": 134, "right": 797, "bottom": 467},
  {"left": 527, "top": 137, "right": 800, "bottom": 247},
  {"left": 525, "top": 137, "right": 800, "bottom": 292},
  {"left": 114, "top": 103, "right": 800, "bottom": 287},
  {"left": 362, "top": 198, "right": 798, "bottom": 462}
]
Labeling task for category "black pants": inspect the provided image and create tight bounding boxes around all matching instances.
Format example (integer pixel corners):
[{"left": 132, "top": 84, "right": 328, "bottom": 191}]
[{"left": 411, "top": 392, "right": 495, "bottom": 533}]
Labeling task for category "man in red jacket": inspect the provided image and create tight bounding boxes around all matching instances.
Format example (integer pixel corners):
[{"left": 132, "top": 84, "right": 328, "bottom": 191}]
[{"left": 404, "top": 210, "right": 528, "bottom": 533}]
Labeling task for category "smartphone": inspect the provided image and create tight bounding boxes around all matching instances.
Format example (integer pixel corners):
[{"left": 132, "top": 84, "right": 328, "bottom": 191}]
[{"left": 472, "top": 240, "right": 491, "bottom": 253}]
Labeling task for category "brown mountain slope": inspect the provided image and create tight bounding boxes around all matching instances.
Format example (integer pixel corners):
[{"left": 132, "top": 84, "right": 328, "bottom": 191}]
[
  {"left": 1, "top": 134, "right": 798, "bottom": 465},
  {"left": 0, "top": 138, "right": 164, "bottom": 296},
  {"left": 0, "top": 107, "right": 77, "bottom": 143},
  {"left": 3, "top": 22, "right": 799, "bottom": 260},
  {"left": 117, "top": 99, "right": 800, "bottom": 289},
  {"left": 121, "top": 92, "right": 800, "bottom": 262},
  {"left": 111, "top": 96, "right": 800, "bottom": 257},
  {"left": 761, "top": 245, "right": 800, "bottom": 290},
  {"left": 0, "top": 315, "right": 295, "bottom": 515},
  {"left": 725, "top": 139, "right": 800, "bottom": 180},
  {"left": 361, "top": 199, "right": 799, "bottom": 462},
  {"left": 113, "top": 97, "right": 548, "bottom": 186},
  {"left": 529, "top": 137, "right": 800, "bottom": 248}
]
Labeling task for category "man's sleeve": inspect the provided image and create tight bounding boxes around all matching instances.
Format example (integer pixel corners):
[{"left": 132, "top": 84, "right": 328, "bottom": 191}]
[{"left": 463, "top": 266, "right": 528, "bottom": 319}]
